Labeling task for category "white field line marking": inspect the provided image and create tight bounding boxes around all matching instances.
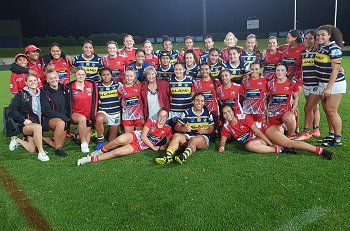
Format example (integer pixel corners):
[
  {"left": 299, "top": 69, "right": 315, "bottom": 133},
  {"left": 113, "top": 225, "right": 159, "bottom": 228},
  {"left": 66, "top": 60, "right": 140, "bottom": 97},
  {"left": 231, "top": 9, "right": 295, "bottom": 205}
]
[{"left": 276, "top": 207, "right": 330, "bottom": 231}]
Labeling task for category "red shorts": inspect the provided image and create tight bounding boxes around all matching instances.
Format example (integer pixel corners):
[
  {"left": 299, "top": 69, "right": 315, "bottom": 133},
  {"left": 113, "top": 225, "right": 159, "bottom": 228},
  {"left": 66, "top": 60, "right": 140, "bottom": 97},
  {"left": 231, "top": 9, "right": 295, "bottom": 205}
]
[
  {"left": 248, "top": 114, "right": 266, "bottom": 123},
  {"left": 268, "top": 115, "right": 284, "bottom": 126},
  {"left": 122, "top": 118, "right": 144, "bottom": 127},
  {"left": 129, "top": 131, "right": 142, "bottom": 153}
]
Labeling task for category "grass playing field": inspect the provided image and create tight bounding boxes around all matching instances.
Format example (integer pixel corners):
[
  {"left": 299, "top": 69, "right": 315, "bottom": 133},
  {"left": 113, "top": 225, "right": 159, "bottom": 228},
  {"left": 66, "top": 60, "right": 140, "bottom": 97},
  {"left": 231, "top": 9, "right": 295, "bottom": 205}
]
[{"left": 0, "top": 57, "right": 349, "bottom": 231}]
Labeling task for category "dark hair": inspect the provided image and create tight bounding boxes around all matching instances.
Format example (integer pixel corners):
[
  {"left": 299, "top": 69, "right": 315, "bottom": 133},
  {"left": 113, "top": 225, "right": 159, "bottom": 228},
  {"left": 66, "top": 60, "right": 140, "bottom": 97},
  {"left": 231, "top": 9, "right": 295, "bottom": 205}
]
[
  {"left": 288, "top": 29, "right": 303, "bottom": 44},
  {"left": 204, "top": 35, "right": 214, "bottom": 42},
  {"left": 268, "top": 36, "right": 278, "bottom": 42},
  {"left": 25, "top": 73, "right": 38, "bottom": 81},
  {"left": 49, "top": 42, "right": 61, "bottom": 51},
  {"left": 228, "top": 46, "right": 241, "bottom": 55},
  {"left": 174, "top": 62, "right": 185, "bottom": 69},
  {"left": 250, "top": 61, "right": 261, "bottom": 68},
  {"left": 184, "top": 49, "right": 199, "bottom": 64},
  {"left": 135, "top": 48, "right": 145, "bottom": 56},
  {"left": 304, "top": 29, "right": 317, "bottom": 40},
  {"left": 106, "top": 40, "right": 118, "bottom": 48},
  {"left": 99, "top": 67, "right": 112, "bottom": 76},
  {"left": 162, "top": 35, "right": 172, "bottom": 44},
  {"left": 192, "top": 92, "right": 205, "bottom": 101},
  {"left": 83, "top": 40, "right": 94, "bottom": 47},
  {"left": 317, "top": 24, "right": 344, "bottom": 48},
  {"left": 158, "top": 107, "right": 169, "bottom": 115},
  {"left": 184, "top": 35, "right": 194, "bottom": 43}
]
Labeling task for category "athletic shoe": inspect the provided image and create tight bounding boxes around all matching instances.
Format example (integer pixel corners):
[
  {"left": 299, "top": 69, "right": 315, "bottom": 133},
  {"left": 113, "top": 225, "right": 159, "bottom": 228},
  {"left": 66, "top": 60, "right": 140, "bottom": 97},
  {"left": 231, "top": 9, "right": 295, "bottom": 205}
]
[
  {"left": 38, "top": 151, "right": 50, "bottom": 161},
  {"left": 288, "top": 135, "right": 300, "bottom": 141},
  {"left": 81, "top": 142, "right": 89, "bottom": 153},
  {"left": 297, "top": 132, "right": 312, "bottom": 141},
  {"left": 311, "top": 129, "right": 321, "bottom": 137},
  {"left": 317, "top": 136, "right": 334, "bottom": 143},
  {"left": 281, "top": 147, "right": 297, "bottom": 154},
  {"left": 55, "top": 147, "right": 67, "bottom": 157},
  {"left": 88, "top": 149, "right": 103, "bottom": 157},
  {"left": 174, "top": 153, "right": 187, "bottom": 164},
  {"left": 77, "top": 156, "right": 91, "bottom": 166},
  {"left": 155, "top": 153, "right": 172, "bottom": 164},
  {"left": 321, "top": 149, "right": 334, "bottom": 160},
  {"left": 9, "top": 136, "right": 20, "bottom": 151},
  {"left": 322, "top": 139, "right": 342, "bottom": 147},
  {"left": 94, "top": 141, "right": 104, "bottom": 150}
]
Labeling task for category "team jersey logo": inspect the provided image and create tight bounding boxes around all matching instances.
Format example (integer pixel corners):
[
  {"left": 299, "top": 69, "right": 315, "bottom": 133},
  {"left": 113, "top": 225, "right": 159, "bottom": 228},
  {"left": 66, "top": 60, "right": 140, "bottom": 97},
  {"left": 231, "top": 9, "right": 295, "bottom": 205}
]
[{"left": 284, "top": 87, "right": 289, "bottom": 91}]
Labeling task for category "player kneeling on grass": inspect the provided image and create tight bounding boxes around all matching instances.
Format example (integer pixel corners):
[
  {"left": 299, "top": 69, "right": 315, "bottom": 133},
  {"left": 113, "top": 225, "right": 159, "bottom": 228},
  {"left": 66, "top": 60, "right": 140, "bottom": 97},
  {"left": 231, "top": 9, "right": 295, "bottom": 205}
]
[
  {"left": 155, "top": 93, "right": 214, "bottom": 164},
  {"left": 218, "top": 105, "right": 333, "bottom": 160},
  {"left": 77, "top": 108, "right": 172, "bottom": 165}
]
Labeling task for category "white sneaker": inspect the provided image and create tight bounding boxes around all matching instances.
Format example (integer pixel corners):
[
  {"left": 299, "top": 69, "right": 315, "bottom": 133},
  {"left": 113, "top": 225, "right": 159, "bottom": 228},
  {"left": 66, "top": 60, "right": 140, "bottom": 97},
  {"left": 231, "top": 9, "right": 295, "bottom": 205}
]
[
  {"left": 38, "top": 151, "right": 50, "bottom": 161},
  {"left": 88, "top": 149, "right": 103, "bottom": 157},
  {"left": 81, "top": 142, "right": 89, "bottom": 153},
  {"left": 77, "top": 156, "right": 91, "bottom": 166},
  {"left": 9, "top": 136, "right": 20, "bottom": 151}
]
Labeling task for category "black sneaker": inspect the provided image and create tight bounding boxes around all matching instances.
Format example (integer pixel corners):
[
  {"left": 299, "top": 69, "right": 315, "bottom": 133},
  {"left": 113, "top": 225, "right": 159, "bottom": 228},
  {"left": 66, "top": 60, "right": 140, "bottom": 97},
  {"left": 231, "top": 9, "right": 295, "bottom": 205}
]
[
  {"left": 317, "top": 136, "right": 334, "bottom": 143},
  {"left": 55, "top": 147, "right": 67, "bottom": 157},
  {"left": 322, "top": 139, "right": 342, "bottom": 147},
  {"left": 321, "top": 149, "right": 334, "bottom": 160},
  {"left": 281, "top": 147, "right": 297, "bottom": 154}
]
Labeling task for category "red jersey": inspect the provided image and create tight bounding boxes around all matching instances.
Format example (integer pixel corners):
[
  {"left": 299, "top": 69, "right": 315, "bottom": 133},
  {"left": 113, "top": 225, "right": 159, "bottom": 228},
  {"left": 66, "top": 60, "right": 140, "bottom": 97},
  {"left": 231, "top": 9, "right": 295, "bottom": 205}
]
[
  {"left": 28, "top": 60, "right": 45, "bottom": 84},
  {"left": 120, "top": 48, "right": 137, "bottom": 65},
  {"left": 10, "top": 71, "right": 42, "bottom": 94},
  {"left": 118, "top": 84, "right": 143, "bottom": 120},
  {"left": 102, "top": 55, "right": 126, "bottom": 82},
  {"left": 267, "top": 79, "right": 298, "bottom": 117},
  {"left": 192, "top": 78, "right": 220, "bottom": 115},
  {"left": 240, "top": 76, "right": 268, "bottom": 115},
  {"left": 145, "top": 54, "right": 159, "bottom": 67},
  {"left": 221, "top": 46, "right": 244, "bottom": 61},
  {"left": 71, "top": 81, "right": 96, "bottom": 120},
  {"left": 138, "top": 119, "right": 173, "bottom": 150},
  {"left": 221, "top": 114, "right": 270, "bottom": 144},
  {"left": 216, "top": 82, "right": 243, "bottom": 114},
  {"left": 281, "top": 44, "right": 304, "bottom": 82},
  {"left": 262, "top": 51, "right": 282, "bottom": 81},
  {"left": 46, "top": 58, "right": 71, "bottom": 84}
]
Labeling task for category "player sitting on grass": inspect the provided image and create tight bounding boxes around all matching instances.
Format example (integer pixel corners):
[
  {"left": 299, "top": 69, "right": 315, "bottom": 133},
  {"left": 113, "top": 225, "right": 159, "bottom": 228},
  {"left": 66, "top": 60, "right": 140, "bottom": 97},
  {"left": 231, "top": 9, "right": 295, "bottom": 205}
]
[
  {"left": 218, "top": 105, "right": 334, "bottom": 160},
  {"left": 155, "top": 93, "right": 214, "bottom": 164},
  {"left": 77, "top": 108, "right": 172, "bottom": 165}
]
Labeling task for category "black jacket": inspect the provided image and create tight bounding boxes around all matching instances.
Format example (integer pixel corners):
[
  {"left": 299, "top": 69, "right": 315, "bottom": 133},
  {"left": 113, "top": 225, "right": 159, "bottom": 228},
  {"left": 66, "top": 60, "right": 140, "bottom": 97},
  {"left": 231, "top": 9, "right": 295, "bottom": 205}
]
[
  {"left": 40, "top": 83, "right": 71, "bottom": 123},
  {"left": 9, "top": 90, "right": 40, "bottom": 126}
]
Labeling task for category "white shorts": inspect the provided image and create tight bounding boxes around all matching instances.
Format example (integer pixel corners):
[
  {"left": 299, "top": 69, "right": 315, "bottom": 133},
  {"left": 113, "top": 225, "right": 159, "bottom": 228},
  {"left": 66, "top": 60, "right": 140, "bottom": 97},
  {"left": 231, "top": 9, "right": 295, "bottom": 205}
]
[
  {"left": 303, "top": 85, "right": 322, "bottom": 96},
  {"left": 97, "top": 111, "right": 121, "bottom": 126},
  {"left": 319, "top": 81, "right": 347, "bottom": 94},
  {"left": 184, "top": 134, "right": 210, "bottom": 147}
]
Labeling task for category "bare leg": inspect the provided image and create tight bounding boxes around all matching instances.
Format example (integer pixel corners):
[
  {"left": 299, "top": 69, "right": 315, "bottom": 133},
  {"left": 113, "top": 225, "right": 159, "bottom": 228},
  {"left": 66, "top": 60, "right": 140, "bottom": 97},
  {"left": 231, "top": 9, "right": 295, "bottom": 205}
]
[
  {"left": 323, "top": 94, "right": 343, "bottom": 135},
  {"left": 49, "top": 118, "right": 66, "bottom": 148},
  {"left": 22, "top": 123, "right": 45, "bottom": 153},
  {"left": 104, "top": 132, "right": 134, "bottom": 150},
  {"left": 245, "top": 139, "right": 275, "bottom": 153},
  {"left": 124, "top": 126, "right": 135, "bottom": 134},
  {"left": 282, "top": 111, "right": 297, "bottom": 136},
  {"left": 108, "top": 125, "right": 119, "bottom": 141},
  {"left": 97, "top": 144, "right": 135, "bottom": 161}
]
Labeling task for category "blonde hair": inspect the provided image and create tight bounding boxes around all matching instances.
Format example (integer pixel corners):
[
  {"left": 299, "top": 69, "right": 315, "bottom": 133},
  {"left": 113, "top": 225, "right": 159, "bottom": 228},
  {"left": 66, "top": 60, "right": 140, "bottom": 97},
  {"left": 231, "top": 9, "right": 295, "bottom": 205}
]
[
  {"left": 224, "top": 32, "right": 238, "bottom": 46},
  {"left": 144, "top": 66, "right": 157, "bottom": 77}
]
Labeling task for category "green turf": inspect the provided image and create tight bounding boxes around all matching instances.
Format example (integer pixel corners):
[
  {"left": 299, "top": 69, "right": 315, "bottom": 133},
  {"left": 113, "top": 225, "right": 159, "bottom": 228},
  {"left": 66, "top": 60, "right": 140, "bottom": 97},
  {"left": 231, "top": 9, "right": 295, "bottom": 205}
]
[{"left": 0, "top": 57, "right": 349, "bottom": 230}]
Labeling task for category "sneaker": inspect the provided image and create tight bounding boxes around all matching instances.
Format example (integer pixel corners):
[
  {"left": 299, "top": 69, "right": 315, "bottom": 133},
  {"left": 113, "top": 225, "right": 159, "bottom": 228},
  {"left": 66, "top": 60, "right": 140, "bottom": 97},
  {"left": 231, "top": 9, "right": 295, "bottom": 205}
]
[
  {"left": 38, "top": 151, "right": 50, "bottom": 161},
  {"left": 88, "top": 149, "right": 103, "bottom": 157},
  {"left": 77, "top": 156, "right": 92, "bottom": 166},
  {"left": 321, "top": 149, "right": 334, "bottom": 160},
  {"left": 322, "top": 139, "right": 342, "bottom": 147},
  {"left": 317, "top": 136, "right": 334, "bottom": 143},
  {"left": 9, "top": 136, "right": 20, "bottom": 151},
  {"left": 94, "top": 141, "right": 104, "bottom": 150},
  {"left": 281, "top": 147, "right": 297, "bottom": 154},
  {"left": 297, "top": 132, "right": 312, "bottom": 141},
  {"left": 311, "top": 129, "right": 321, "bottom": 137},
  {"left": 81, "top": 142, "right": 89, "bottom": 153},
  {"left": 288, "top": 135, "right": 300, "bottom": 141},
  {"left": 155, "top": 153, "right": 172, "bottom": 164},
  {"left": 174, "top": 153, "right": 187, "bottom": 164},
  {"left": 55, "top": 147, "right": 67, "bottom": 157}
]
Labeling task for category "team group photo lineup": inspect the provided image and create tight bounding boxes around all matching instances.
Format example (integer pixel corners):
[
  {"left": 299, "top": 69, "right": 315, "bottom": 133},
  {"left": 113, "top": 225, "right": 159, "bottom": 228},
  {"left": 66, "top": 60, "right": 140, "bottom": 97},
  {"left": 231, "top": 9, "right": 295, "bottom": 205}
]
[{"left": 6, "top": 24, "right": 346, "bottom": 165}]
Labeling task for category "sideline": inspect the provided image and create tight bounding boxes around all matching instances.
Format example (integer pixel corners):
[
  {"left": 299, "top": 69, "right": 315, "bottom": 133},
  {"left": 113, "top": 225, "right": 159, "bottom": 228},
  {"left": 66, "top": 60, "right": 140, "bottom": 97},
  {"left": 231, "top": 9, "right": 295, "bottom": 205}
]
[{"left": 0, "top": 164, "right": 52, "bottom": 231}]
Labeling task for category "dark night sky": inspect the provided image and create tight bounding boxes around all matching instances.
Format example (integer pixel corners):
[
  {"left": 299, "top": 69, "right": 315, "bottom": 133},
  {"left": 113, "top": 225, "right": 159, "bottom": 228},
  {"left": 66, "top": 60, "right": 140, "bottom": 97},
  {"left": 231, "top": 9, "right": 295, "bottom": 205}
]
[{"left": 2, "top": 0, "right": 349, "bottom": 42}]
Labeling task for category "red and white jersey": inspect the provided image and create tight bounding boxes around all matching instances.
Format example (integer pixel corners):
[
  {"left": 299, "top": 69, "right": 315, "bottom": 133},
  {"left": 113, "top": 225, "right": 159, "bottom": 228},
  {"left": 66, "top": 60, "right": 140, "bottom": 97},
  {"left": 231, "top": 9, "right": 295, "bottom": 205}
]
[
  {"left": 137, "top": 119, "right": 173, "bottom": 150},
  {"left": 28, "top": 60, "right": 45, "bottom": 84},
  {"left": 281, "top": 44, "right": 304, "bottom": 83},
  {"left": 71, "top": 81, "right": 96, "bottom": 120},
  {"left": 118, "top": 84, "right": 143, "bottom": 120},
  {"left": 216, "top": 82, "right": 242, "bottom": 114},
  {"left": 145, "top": 54, "right": 159, "bottom": 67},
  {"left": 192, "top": 78, "right": 220, "bottom": 115},
  {"left": 120, "top": 48, "right": 137, "bottom": 65},
  {"left": 102, "top": 55, "right": 126, "bottom": 82},
  {"left": 221, "top": 114, "right": 270, "bottom": 144},
  {"left": 262, "top": 51, "right": 283, "bottom": 81},
  {"left": 267, "top": 79, "right": 298, "bottom": 117},
  {"left": 10, "top": 72, "right": 41, "bottom": 94},
  {"left": 46, "top": 58, "right": 71, "bottom": 84},
  {"left": 240, "top": 76, "right": 268, "bottom": 115}
]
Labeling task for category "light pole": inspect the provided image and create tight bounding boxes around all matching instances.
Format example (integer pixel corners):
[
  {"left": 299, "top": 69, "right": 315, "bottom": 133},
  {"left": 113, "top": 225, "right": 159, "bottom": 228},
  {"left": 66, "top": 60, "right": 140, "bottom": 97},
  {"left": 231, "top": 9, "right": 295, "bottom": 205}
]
[
  {"left": 334, "top": 0, "right": 338, "bottom": 26},
  {"left": 294, "top": 0, "right": 297, "bottom": 29},
  {"left": 202, "top": 0, "right": 207, "bottom": 35}
]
